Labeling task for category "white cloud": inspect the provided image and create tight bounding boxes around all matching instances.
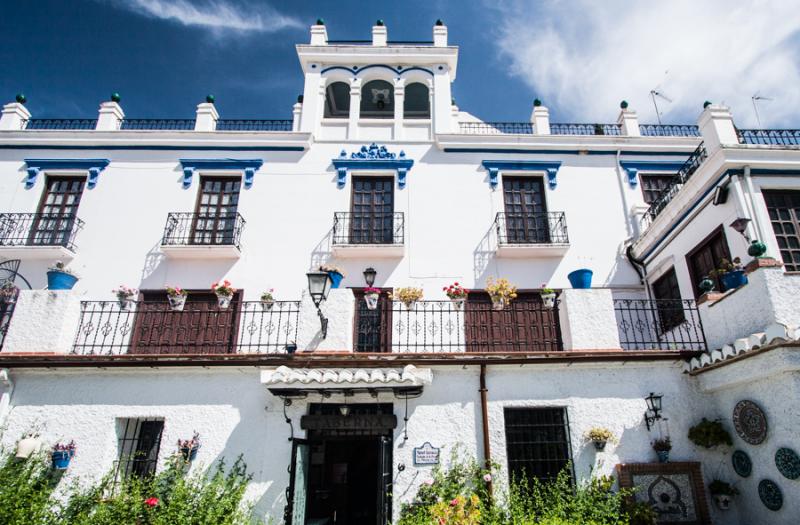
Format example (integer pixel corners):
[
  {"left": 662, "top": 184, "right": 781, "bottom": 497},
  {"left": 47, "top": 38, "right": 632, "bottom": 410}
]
[
  {"left": 107, "top": 0, "right": 303, "bottom": 34},
  {"left": 491, "top": 0, "right": 800, "bottom": 127}
]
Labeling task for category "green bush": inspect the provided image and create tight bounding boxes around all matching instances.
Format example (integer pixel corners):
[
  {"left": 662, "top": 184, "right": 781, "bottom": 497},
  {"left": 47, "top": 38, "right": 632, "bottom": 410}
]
[
  {"left": 688, "top": 418, "right": 732, "bottom": 448},
  {"left": 0, "top": 453, "right": 59, "bottom": 525}
]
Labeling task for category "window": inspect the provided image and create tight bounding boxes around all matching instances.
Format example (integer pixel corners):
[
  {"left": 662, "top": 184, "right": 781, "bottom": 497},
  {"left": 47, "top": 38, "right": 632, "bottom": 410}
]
[
  {"left": 403, "top": 83, "right": 430, "bottom": 119},
  {"left": 349, "top": 176, "right": 395, "bottom": 244},
  {"left": 504, "top": 407, "right": 572, "bottom": 483},
  {"left": 685, "top": 226, "right": 731, "bottom": 297},
  {"left": 464, "top": 292, "right": 561, "bottom": 352},
  {"left": 324, "top": 81, "right": 350, "bottom": 119},
  {"left": 651, "top": 268, "right": 686, "bottom": 331},
  {"left": 360, "top": 80, "right": 394, "bottom": 118},
  {"left": 353, "top": 288, "right": 392, "bottom": 353},
  {"left": 502, "top": 176, "right": 549, "bottom": 243},
  {"left": 32, "top": 176, "right": 85, "bottom": 246},
  {"left": 192, "top": 176, "right": 241, "bottom": 245},
  {"left": 763, "top": 190, "right": 800, "bottom": 272},
  {"left": 116, "top": 418, "right": 164, "bottom": 481},
  {"left": 639, "top": 174, "right": 675, "bottom": 205}
]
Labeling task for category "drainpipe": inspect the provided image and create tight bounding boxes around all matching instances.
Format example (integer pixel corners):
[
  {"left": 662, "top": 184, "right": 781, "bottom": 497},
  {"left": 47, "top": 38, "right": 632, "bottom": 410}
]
[
  {"left": 625, "top": 245, "right": 654, "bottom": 300},
  {"left": 742, "top": 166, "right": 769, "bottom": 244},
  {"left": 479, "top": 364, "right": 493, "bottom": 495},
  {"left": 0, "top": 369, "right": 14, "bottom": 428},
  {"left": 728, "top": 172, "right": 758, "bottom": 242}
]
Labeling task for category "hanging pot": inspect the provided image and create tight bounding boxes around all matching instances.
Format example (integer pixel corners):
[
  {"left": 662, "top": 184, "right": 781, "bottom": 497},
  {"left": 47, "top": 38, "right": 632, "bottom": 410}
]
[
  {"left": 713, "top": 494, "right": 732, "bottom": 510},
  {"left": 180, "top": 445, "right": 200, "bottom": 462},
  {"left": 450, "top": 297, "right": 466, "bottom": 310},
  {"left": 327, "top": 271, "right": 344, "bottom": 289},
  {"left": 720, "top": 270, "right": 747, "bottom": 292},
  {"left": 491, "top": 296, "right": 507, "bottom": 311},
  {"left": 403, "top": 300, "right": 417, "bottom": 310},
  {"left": 364, "top": 293, "right": 379, "bottom": 310},
  {"left": 51, "top": 450, "right": 74, "bottom": 470},
  {"left": 117, "top": 296, "right": 134, "bottom": 310},
  {"left": 656, "top": 450, "right": 670, "bottom": 463},
  {"left": 168, "top": 294, "right": 187, "bottom": 311},
  {"left": 16, "top": 436, "right": 42, "bottom": 459},
  {"left": 541, "top": 292, "right": 557, "bottom": 309},
  {"left": 593, "top": 440, "right": 607, "bottom": 451},
  {"left": 567, "top": 269, "right": 593, "bottom": 289},
  {"left": 260, "top": 298, "right": 275, "bottom": 311},
  {"left": 47, "top": 270, "right": 78, "bottom": 290},
  {"left": 216, "top": 293, "right": 232, "bottom": 309}
]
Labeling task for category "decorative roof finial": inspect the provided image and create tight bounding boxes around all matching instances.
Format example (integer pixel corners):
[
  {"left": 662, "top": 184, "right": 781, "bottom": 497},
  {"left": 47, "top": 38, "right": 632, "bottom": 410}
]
[
  {"left": 205, "top": 94, "right": 215, "bottom": 103},
  {"left": 15, "top": 93, "right": 26, "bottom": 104},
  {"left": 703, "top": 100, "right": 712, "bottom": 108},
  {"left": 435, "top": 19, "right": 444, "bottom": 26},
  {"left": 315, "top": 18, "right": 325, "bottom": 26},
  {"left": 110, "top": 92, "right": 121, "bottom": 103},
  {"left": 376, "top": 19, "right": 385, "bottom": 26},
  {"left": 533, "top": 98, "right": 542, "bottom": 107},
  {"left": 620, "top": 100, "right": 629, "bottom": 109}
]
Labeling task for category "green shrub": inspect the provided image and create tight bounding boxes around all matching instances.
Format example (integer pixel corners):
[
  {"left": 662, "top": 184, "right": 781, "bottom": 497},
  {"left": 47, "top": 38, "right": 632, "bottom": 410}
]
[
  {"left": 688, "top": 418, "right": 732, "bottom": 448},
  {"left": 0, "top": 453, "right": 59, "bottom": 525}
]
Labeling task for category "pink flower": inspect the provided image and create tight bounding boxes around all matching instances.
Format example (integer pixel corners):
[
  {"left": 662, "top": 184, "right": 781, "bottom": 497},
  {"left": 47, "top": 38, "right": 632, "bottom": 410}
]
[
  {"left": 144, "top": 497, "right": 159, "bottom": 508},
  {"left": 450, "top": 497, "right": 459, "bottom": 507},
  {"left": 483, "top": 473, "right": 492, "bottom": 482},
  {"left": 423, "top": 479, "right": 434, "bottom": 486}
]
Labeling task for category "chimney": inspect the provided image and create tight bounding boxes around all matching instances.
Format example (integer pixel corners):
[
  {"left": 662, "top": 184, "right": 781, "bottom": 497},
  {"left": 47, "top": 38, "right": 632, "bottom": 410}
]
[
  {"left": 698, "top": 102, "right": 738, "bottom": 152},
  {"left": 372, "top": 20, "right": 387, "bottom": 46},
  {"left": 0, "top": 94, "right": 31, "bottom": 130},
  {"left": 96, "top": 93, "right": 124, "bottom": 131},
  {"left": 194, "top": 95, "right": 219, "bottom": 131},
  {"left": 310, "top": 19, "right": 328, "bottom": 45},
  {"left": 530, "top": 99, "right": 550, "bottom": 135},
  {"left": 617, "top": 101, "right": 640, "bottom": 136},
  {"left": 433, "top": 19, "right": 448, "bottom": 47}
]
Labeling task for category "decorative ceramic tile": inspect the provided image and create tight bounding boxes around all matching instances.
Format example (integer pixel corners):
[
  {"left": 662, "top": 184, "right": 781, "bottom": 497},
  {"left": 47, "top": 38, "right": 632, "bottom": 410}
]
[
  {"left": 732, "top": 400, "right": 767, "bottom": 445},
  {"left": 775, "top": 447, "right": 800, "bottom": 480},
  {"left": 618, "top": 462, "right": 710, "bottom": 525},
  {"left": 732, "top": 450, "right": 752, "bottom": 478},
  {"left": 758, "top": 479, "right": 783, "bottom": 511}
]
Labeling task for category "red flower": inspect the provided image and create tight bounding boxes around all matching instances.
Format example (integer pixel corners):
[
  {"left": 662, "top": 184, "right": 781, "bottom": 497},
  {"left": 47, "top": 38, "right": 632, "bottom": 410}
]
[
  {"left": 450, "top": 497, "right": 459, "bottom": 507},
  {"left": 144, "top": 497, "right": 159, "bottom": 508}
]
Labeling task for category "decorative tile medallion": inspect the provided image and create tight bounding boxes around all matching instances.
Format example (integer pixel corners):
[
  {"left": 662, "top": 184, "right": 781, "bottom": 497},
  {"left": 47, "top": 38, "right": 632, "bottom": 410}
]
[
  {"left": 758, "top": 479, "right": 783, "bottom": 511},
  {"left": 775, "top": 447, "right": 800, "bottom": 480},
  {"left": 731, "top": 450, "right": 752, "bottom": 478},
  {"left": 732, "top": 400, "right": 767, "bottom": 445},
  {"left": 618, "top": 462, "right": 710, "bottom": 524}
]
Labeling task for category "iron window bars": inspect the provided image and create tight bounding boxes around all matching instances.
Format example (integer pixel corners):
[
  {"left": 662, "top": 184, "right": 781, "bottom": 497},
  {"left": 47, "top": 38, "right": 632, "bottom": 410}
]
[
  {"left": 504, "top": 407, "right": 573, "bottom": 483},
  {"left": 161, "top": 212, "right": 246, "bottom": 250},
  {"left": 614, "top": 298, "right": 707, "bottom": 351},
  {"left": 332, "top": 212, "right": 404, "bottom": 245},
  {"left": 495, "top": 212, "right": 569, "bottom": 245},
  {"left": 0, "top": 212, "right": 85, "bottom": 251},
  {"left": 114, "top": 418, "right": 164, "bottom": 484}
]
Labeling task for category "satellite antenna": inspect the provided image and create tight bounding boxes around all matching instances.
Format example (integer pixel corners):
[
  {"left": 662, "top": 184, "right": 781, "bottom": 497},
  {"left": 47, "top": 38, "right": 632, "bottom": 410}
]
[
  {"left": 751, "top": 93, "right": 772, "bottom": 128},
  {"left": 649, "top": 89, "right": 673, "bottom": 125}
]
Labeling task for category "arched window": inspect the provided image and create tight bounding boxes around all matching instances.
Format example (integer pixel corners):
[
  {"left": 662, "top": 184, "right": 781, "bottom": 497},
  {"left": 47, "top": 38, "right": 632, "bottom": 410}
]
[
  {"left": 404, "top": 83, "right": 430, "bottom": 119},
  {"left": 324, "top": 82, "right": 350, "bottom": 119},
  {"left": 360, "top": 80, "right": 394, "bottom": 119}
]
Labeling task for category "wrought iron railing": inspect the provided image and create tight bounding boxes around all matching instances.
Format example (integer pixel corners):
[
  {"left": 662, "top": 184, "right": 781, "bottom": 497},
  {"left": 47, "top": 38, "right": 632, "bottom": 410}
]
[
  {"left": 614, "top": 298, "right": 706, "bottom": 351},
  {"left": 640, "top": 142, "right": 708, "bottom": 229},
  {"left": 0, "top": 212, "right": 85, "bottom": 251},
  {"left": 120, "top": 119, "right": 196, "bottom": 130},
  {"left": 640, "top": 124, "right": 700, "bottom": 137},
  {"left": 550, "top": 123, "right": 622, "bottom": 136},
  {"left": 736, "top": 129, "right": 800, "bottom": 146},
  {"left": 332, "top": 212, "right": 404, "bottom": 245},
  {"left": 161, "top": 212, "right": 245, "bottom": 250},
  {"left": 215, "top": 119, "right": 293, "bottom": 131},
  {"left": 24, "top": 119, "right": 98, "bottom": 130},
  {"left": 0, "top": 291, "right": 18, "bottom": 351},
  {"left": 459, "top": 122, "right": 533, "bottom": 134},
  {"left": 72, "top": 300, "right": 300, "bottom": 355},
  {"left": 495, "top": 212, "right": 569, "bottom": 245}
]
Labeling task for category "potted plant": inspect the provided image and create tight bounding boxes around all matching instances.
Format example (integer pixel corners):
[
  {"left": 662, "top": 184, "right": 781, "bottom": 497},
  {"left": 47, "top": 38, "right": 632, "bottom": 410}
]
[
  {"left": 392, "top": 287, "right": 424, "bottom": 310},
  {"left": 47, "top": 261, "right": 78, "bottom": 290},
  {"left": 710, "top": 258, "right": 747, "bottom": 292},
  {"left": 260, "top": 289, "right": 275, "bottom": 310},
  {"left": 320, "top": 265, "right": 344, "bottom": 289},
  {"left": 15, "top": 431, "right": 42, "bottom": 459},
  {"left": 211, "top": 280, "right": 236, "bottom": 309},
  {"left": 485, "top": 277, "right": 517, "bottom": 310},
  {"left": 443, "top": 282, "right": 468, "bottom": 310},
  {"left": 698, "top": 275, "right": 715, "bottom": 295},
  {"left": 364, "top": 286, "right": 381, "bottom": 310},
  {"left": 540, "top": 283, "right": 557, "bottom": 309},
  {"left": 567, "top": 269, "right": 593, "bottom": 289},
  {"left": 652, "top": 437, "right": 672, "bottom": 463},
  {"left": 709, "top": 480, "right": 738, "bottom": 510},
  {"left": 178, "top": 431, "right": 200, "bottom": 462},
  {"left": 166, "top": 286, "right": 188, "bottom": 311},
  {"left": 113, "top": 285, "right": 138, "bottom": 310},
  {"left": 0, "top": 281, "right": 18, "bottom": 304},
  {"left": 584, "top": 427, "right": 616, "bottom": 451},
  {"left": 51, "top": 440, "right": 76, "bottom": 470},
  {"left": 688, "top": 418, "right": 732, "bottom": 449}
]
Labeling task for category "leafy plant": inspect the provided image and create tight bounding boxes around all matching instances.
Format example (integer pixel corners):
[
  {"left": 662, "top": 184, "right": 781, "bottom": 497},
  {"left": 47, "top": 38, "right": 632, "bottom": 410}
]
[
  {"left": 709, "top": 479, "right": 738, "bottom": 496},
  {"left": 624, "top": 500, "right": 657, "bottom": 525},
  {"left": 540, "top": 283, "right": 555, "bottom": 295},
  {"left": 48, "top": 261, "right": 75, "bottom": 275},
  {"left": 363, "top": 286, "right": 381, "bottom": 295},
  {"left": 585, "top": 427, "right": 617, "bottom": 443},
  {"left": 113, "top": 285, "right": 138, "bottom": 300},
  {"left": 444, "top": 282, "right": 468, "bottom": 300},
  {"left": 485, "top": 277, "right": 518, "bottom": 303},
  {"left": 709, "top": 257, "right": 742, "bottom": 277},
  {"left": 0, "top": 454, "right": 58, "bottom": 525},
  {"left": 177, "top": 432, "right": 200, "bottom": 451},
  {"left": 391, "top": 287, "right": 424, "bottom": 307},
  {"left": 688, "top": 418, "right": 732, "bottom": 448},
  {"left": 651, "top": 437, "right": 672, "bottom": 452},
  {"left": 52, "top": 440, "right": 76, "bottom": 454},
  {"left": 165, "top": 286, "right": 187, "bottom": 297},
  {"left": 211, "top": 280, "right": 235, "bottom": 297},
  {"left": 260, "top": 289, "right": 274, "bottom": 302}
]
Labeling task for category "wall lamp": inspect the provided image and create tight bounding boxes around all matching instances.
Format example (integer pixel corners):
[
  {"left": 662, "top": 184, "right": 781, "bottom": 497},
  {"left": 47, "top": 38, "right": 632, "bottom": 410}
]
[
  {"left": 363, "top": 267, "right": 377, "bottom": 287},
  {"left": 306, "top": 270, "right": 332, "bottom": 338},
  {"left": 729, "top": 217, "right": 752, "bottom": 240},
  {"left": 644, "top": 392, "right": 663, "bottom": 431}
]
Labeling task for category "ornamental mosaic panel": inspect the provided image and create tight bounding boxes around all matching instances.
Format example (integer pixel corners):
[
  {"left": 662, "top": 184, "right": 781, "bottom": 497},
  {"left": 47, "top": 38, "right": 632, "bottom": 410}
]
[
  {"left": 758, "top": 479, "right": 783, "bottom": 511},
  {"left": 732, "top": 400, "right": 767, "bottom": 445},
  {"left": 617, "top": 462, "right": 710, "bottom": 525},
  {"left": 775, "top": 447, "right": 800, "bottom": 480},
  {"left": 731, "top": 450, "right": 752, "bottom": 478}
]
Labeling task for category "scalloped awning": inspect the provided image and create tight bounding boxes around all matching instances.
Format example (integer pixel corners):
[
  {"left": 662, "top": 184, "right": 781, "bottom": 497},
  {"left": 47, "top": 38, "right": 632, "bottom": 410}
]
[{"left": 261, "top": 364, "right": 433, "bottom": 392}]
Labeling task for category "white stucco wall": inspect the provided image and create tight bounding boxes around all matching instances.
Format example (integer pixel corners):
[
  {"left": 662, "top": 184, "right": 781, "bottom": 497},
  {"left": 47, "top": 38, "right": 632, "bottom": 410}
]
[
  {"left": 558, "top": 288, "right": 621, "bottom": 350},
  {"left": 2, "top": 290, "right": 83, "bottom": 354}
]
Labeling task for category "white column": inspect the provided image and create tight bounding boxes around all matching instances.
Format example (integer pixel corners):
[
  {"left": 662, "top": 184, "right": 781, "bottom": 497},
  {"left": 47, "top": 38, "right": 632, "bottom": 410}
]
[
  {"left": 372, "top": 23, "right": 387, "bottom": 46},
  {"left": 433, "top": 21, "right": 448, "bottom": 47},
  {"left": 432, "top": 66, "right": 452, "bottom": 135},
  {"left": 618, "top": 105, "right": 640, "bottom": 136},
  {"left": 531, "top": 102, "right": 550, "bottom": 135},
  {"left": 194, "top": 100, "right": 219, "bottom": 131},
  {"left": 698, "top": 103, "right": 738, "bottom": 153},
  {"left": 393, "top": 78, "right": 405, "bottom": 140},
  {"left": 310, "top": 22, "right": 328, "bottom": 45},
  {"left": 450, "top": 102, "right": 460, "bottom": 132},
  {"left": 96, "top": 101, "right": 124, "bottom": 131},
  {"left": 348, "top": 78, "right": 362, "bottom": 140},
  {"left": 296, "top": 289, "right": 355, "bottom": 352},
  {"left": 0, "top": 100, "right": 30, "bottom": 130},
  {"left": 300, "top": 71, "right": 323, "bottom": 134},
  {"left": 558, "top": 289, "right": 621, "bottom": 350},
  {"left": 292, "top": 101, "right": 303, "bottom": 132}
]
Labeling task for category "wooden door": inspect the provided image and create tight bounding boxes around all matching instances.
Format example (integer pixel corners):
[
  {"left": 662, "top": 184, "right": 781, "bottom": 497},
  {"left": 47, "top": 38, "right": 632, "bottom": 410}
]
[
  {"left": 502, "top": 177, "right": 548, "bottom": 243},
  {"left": 32, "top": 176, "right": 85, "bottom": 246},
  {"left": 685, "top": 226, "right": 731, "bottom": 297},
  {"left": 192, "top": 176, "right": 240, "bottom": 245},
  {"left": 350, "top": 177, "right": 394, "bottom": 244},
  {"left": 353, "top": 289, "right": 392, "bottom": 353},
  {"left": 464, "top": 292, "right": 561, "bottom": 352}
]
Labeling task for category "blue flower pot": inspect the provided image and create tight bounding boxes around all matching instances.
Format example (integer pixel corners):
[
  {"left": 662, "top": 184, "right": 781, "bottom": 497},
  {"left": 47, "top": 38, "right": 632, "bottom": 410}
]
[
  {"left": 720, "top": 270, "right": 747, "bottom": 292},
  {"left": 567, "top": 269, "right": 593, "bottom": 289},
  {"left": 656, "top": 450, "right": 670, "bottom": 463},
  {"left": 181, "top": 446, "right": 199, "bottom": 462},
  {"left": 328, "top": 271, "right": 344, "bottom": 289},
  {"left": 47, "top": 270, "right": 78, "bottom": 290},
  {"left": 52, "top": 450, "right": 73, "bottom": 470}
]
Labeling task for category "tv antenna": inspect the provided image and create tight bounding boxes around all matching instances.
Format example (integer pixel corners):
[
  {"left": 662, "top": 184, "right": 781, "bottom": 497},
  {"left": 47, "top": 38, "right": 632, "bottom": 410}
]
[
  {"left": 650, "top": 89, "right": 673, "bottom": 125},
  {"left": 751, "top": 93, "right": 772, "bottom": 128}
]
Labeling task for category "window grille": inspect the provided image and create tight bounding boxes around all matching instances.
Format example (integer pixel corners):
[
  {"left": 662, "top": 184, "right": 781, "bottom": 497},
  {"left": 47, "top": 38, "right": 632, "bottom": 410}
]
[
  {"left": 115, "top": 418, "right": 165, "bottom": 483},
  {"left": 504, "top": 407, "right": 572, "bottom": 483}
]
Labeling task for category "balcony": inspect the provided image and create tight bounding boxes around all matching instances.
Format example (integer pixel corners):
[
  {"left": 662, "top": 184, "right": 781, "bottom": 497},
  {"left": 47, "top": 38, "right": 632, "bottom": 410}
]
[
  {"left": 159, "top": 212, "right": 245, "bottom": 259},
  {"left": 120, "top": 119, "right": 196, "bottom": 130},
  {"left": 0, "top": 212, "right": 84, "bottom": 260},
  {"left": 331, "top": 212, "right": 404, "bottom": 258},
  {"left": 494, "top": 212, "right": 570, "bottom": 257},
  {"left": 614, "top": 298, "right": 707, "bottom": 351},
  {"left": 736, "top": 128, "right": 800, "bottom": 146},
  {"left": 215, "top": 120, "right": 293, "bottom": 131}
]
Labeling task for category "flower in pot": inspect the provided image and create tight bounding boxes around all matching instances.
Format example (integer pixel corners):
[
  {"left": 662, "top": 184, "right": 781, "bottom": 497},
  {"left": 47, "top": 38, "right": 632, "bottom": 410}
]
[
  {"left": 698, "top": 275, "right": 715, "bottom": 295},
  {"left": 113, "top": 285, "right": 138, "bottom": 310},
  {"left": 364, "top": 286, "right": 381, "bottom": 310},
  {"left": 166, "top": 286, "right": 188, "bottom": 311},
  {"left": 0, "top": 281, "right": 18, "bottom": 304},
  {"left": 688, "top": 418, "right": 732, "bottom": 449},
  {"left": 486, "top": 277, "right": 517, "bottom": 310},
  {"left": 584, "top": 427, "right": 616, "bottom": 451},
  {"left": 443, "top": 282, "right": 468, "bottom": 310},
  {"left": 540, "top": 283, "right": 557, "bottom": 308},
  {"left": 709, "top": 479, "right": 738, "bottom": 510},
  {"left": 319, "top": 264, "right": 345, "bottom": 289},
  {"left": 391, "top": 287, "right": 424, "bottom": 310},
  {"left": 651, "top": 437, "right": 672, "bottom": 463},
  {"left": 47, "top": 261, "right": 78, "bottom": 290},
  {"left": 260, "top": 289, "right": 275, "bottom": 310},
  {"left": 211, "top": 280, "right": 236, "bottom": 309},
  {"left": 178, "top": 431, "right": 200, "bottom": 462},
  {"left": 51, "top": 440, "right": 76, "bottom": 470},
  {"left": 15, "top": 431, "right": 42, "bottom": 459},
  {"left": 709, "top": 258, "right": 747, "bottom": 292}
]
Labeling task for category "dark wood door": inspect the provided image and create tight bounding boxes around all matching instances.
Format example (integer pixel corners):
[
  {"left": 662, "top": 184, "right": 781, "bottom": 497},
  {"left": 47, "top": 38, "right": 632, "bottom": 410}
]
[
  {"left": 350, "top": 177, "right": 394, "bottom": 244},
  {"left": 763, "top": 190, "right": 800, "bottom": 271},
  {"left": 502, "top": 177, "right": 549, "bottom": 243},
  {"left": 192, "top": 177, "right": 240, "bottom": 245},
  {"left": 640, "top": 174, "right": 675, "bottom": 205},
  {"left": 464, "top": 292, "right": 561, "bottom": 352},
  {"left": 353, "top": 289, "right": 392, "bottom": 353},
  {"left": 130, "top": 290, "right": 241, "bottom": 354},
  {"left": 32, "top": 176, "right": 85, "bottom": 246},
  {"left": 685, "top": 227, "right": 731, "bottom": 297}
]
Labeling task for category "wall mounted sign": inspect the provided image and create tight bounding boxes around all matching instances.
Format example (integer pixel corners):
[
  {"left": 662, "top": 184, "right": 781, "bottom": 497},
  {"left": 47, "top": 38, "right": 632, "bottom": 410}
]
[
  {"left": 617, "top": 462, "right": 710, "bottom": 525},
  {"left": 413, "top": 442, "right": 440, "bottom": 466},
  {"left": 732, "top": 400, "right": 768, "bottom": 445},
  {"left": 731, "top": 450, "right": 752, "bottom": 478},
  {"left": 775, "top": 447, "right": 800, "bottom": 480},
  {"left": 300, "top": 414, "right": 397, "bottom": 432},
  {"left": 757, "top": 479, "right": 783, "bottom": 511}
]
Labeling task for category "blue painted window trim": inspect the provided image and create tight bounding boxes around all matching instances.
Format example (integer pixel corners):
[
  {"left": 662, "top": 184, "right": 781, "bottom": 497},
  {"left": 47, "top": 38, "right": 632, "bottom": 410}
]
[
  {"left": 332, "top": 148, "right": 414, "bottom": 189},
  {"left": 24, "top": 158, "right": 110, "bottom": 189},
  {"left": 179, "top": 159, "right": 264, "bottom": 189},
  {"left": 480, "top": 160, "right": 562, "bottom": 190},
  {"left": 619, "top": 160, "right": 686, "bottom": 188}
]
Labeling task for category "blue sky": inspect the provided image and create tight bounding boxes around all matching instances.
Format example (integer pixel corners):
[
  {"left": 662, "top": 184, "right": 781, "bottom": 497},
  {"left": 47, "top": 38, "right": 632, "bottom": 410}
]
[{"left": 2, "top": 1, "right": 799, "bottom": 127}]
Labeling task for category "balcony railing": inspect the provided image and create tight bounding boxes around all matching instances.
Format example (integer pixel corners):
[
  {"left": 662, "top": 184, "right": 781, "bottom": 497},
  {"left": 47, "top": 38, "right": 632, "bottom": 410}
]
[
  {"left": 24, "top": 119, "right": 98, "bottom": 130},
  {"left": 120, "top": 119, "right": 196, "bottom": 130},
  {"left": 614, "top": 298, "right": 706, "bottom": 351},
  {"left": 161, "top": 212, "right": 245, "bottom": 250},
  {"left": 736, "top": 129, "right": 800, "bottom": 146},
  {"left": 332, "top": 212, "right": 404, "bottom": 245},
  {"left": 550, "top": 123, "right": 622, "bottom": 136},
  {"left": 639, "top": 124, "right": 700, "bottom": 137},
  {"left": 459, "top": 122, "right": 533, "bottom": 134},
  {"left": 640, "top": 142, "right": 708, "bottom": 230},
  {"left": 0, "top": 213, "right": 85, "bottom": 251},
  {"left": 72, "top": 301, "right": 300, "bottom": 355},
  {"left": 215, "top": 120, "right": 293, "bottom": 131},
  {"left": 495, "top": 212, "right": 569, "bottom": 245},
  {"left": 0, "top": 292, "right": 17, "bottom": 351}
]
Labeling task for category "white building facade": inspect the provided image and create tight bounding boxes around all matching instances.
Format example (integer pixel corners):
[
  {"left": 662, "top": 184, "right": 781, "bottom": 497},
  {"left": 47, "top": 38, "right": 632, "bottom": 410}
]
[{"left": 0, "top": 21, "right": 799, "bottom": 525}]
